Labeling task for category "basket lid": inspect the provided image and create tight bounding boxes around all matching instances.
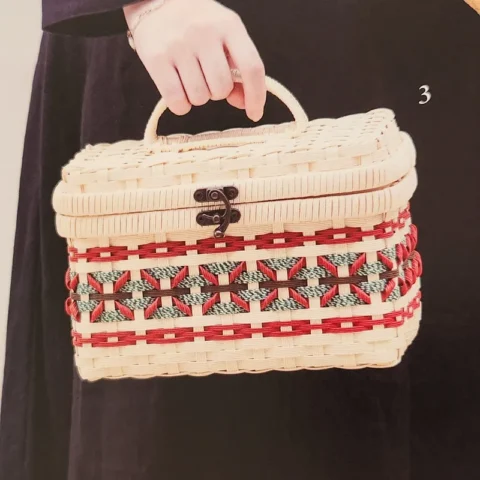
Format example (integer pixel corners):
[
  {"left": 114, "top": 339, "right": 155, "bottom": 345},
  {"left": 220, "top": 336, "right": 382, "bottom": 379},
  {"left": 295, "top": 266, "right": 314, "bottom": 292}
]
[{"left": 53, "top": 73, "right": 416, "bottom": 223}]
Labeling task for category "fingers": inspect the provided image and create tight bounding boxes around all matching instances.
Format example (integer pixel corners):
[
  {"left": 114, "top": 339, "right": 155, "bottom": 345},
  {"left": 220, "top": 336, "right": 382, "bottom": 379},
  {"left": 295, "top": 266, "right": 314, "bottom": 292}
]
[
  {"left": 148, "top": 60, "right": 191, "bottom": 116},
  {"left": 130, "top": 0, "right": 266, "bottom": 120},
  {"left": 175, "top": 54, "right": 211, "bottom": 107},
  {"left": 197, "top": 43, "right": 234, "bottom": 101},
  {"left": 224, "top": 24, "right": 266, "bottom": 122},
  {"left": 145, "top": 43, "right": 264, "bottom": 120},
  {"left": 226, "top": 83, "right": 246, "bottom": 110}
]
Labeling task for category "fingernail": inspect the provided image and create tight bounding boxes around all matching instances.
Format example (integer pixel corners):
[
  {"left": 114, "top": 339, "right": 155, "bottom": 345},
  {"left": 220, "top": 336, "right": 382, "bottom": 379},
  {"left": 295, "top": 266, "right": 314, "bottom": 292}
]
[{"left": 251, "top": 109, "right": 264, "bottom": 123}]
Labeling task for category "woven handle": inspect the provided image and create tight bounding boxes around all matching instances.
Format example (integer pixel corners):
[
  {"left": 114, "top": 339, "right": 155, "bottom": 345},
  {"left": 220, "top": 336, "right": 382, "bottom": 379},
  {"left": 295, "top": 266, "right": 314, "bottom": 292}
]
[{"left": 144, "top": 70, "right": 309, "bottom": 152}]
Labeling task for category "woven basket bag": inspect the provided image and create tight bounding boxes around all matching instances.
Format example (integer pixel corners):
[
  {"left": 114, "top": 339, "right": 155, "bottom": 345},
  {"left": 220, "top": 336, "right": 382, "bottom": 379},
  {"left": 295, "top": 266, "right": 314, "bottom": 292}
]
[{"left": 53, "top": 73, "right": 422, "bottom": 381}]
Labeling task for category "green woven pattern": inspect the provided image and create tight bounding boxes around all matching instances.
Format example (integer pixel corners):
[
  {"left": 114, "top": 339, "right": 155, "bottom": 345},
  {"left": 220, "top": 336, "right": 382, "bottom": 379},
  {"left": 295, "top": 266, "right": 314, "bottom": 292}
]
[
  {"left": 205, "top": 261, "right": 240, "bottom": 275},
  {"left": 381, "top": 246, "right": 396, "bottom": 260},
  {"left": 120, "top": 279, "right": 154, "bottom": 293},
  {"left": 146, "top": 266, "right": 181, "bottom": 280},
  {"left": 326, "top": 294, "right": 365, "bottom": 307},
  {"left": 297, "top": 285, "right": 333, "bottom": 298},
  {"left": 324, "top": 252, "right": 360, "bottom": 266},
  {"left": 264, "top": 298, "right": 305, "bottom": 312},
  {"left": 178, "top": 275, "right": 212, "bottom": 288},
  {"left": 293, "top": 266, "right": 332, "bottom": 279},
  {"left": 262, "top": 257, "right": 301, "bottom": 270},
  {"left": 77, "top": 300, "right": 100, "bottom": 313},
  {"left": 387, "top": 287, "right": 401, "bottom": 302},
  {"left": 77, "top": 283, "right": 99, "bottom": 295},
  {"left": 179, "top": 293, "right": 212, "bottom": 306},
  {"left": 98, "top": 311, "right": 130, "bottom": 322},
  {"left": 121, "top": 298, "right": 152, "bottom": 310},
  {"left": 237, "top": 288, "right": 271, "bottom": 302},
  {"left": 358, "top": 279, "right": 387, "bottom": 294},
  {"left": 69, "top": 242, "right": 415, "bottom": 323},
  {"left": 235, "top": 271, "right": 271, "bottom": 284},
  {"left": 91, "top": 270, "right": 124, "bottom": 283},
  {"left": 207, "top": 302, "right": 247, "bottom": 315},
  {"left": 357, "top": 262, "right": 388, "bottom": 275}
]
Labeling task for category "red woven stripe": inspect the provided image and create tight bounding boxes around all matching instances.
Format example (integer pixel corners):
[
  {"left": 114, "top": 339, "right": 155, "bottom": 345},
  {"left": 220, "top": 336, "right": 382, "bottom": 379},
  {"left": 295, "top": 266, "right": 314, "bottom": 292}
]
[
  {"left": 260, "top": 289, "right": 278, "bottom": 310},
  {"left": 65, "top": 298, "right": 80, "bottom": 322},
  {"left": 350, "top": 253, "right": 367, "bottom": 276},
  {"left": 72, "top": 293, "right": 421, "bottom": 347},
  {"left": 289, "top": 288, "right": 310, "bottom": 309},
  {"left": 229, "top": 262, "right": 246, "bottom": 283},
  {"left": 141, "top": 270, "right": 160, "bottom": 290},
  {"left": 288, "top": 258, "right": 307, "bottom": 279},
  {"left": 65, "top": 268, "right": 80, "bottom": 291},
  {"left": 317, "top": 256, "right": 337, "bottom": 276},
  {"left": 230, "top": 293, "right": 250, "bottom": 313},
  {"left": 199, "top": 266, "right": 219, "bottom": 286},
  {"left": 69, "top": 209, "right": 411, "bottom": 263},
  {"left": 412, "top": 251, "right": 423, "bottom": 277},
  {"left": 87, "top": 274, "right": 103, "bottom": 294},
  {"left": 171, "top": 267, "right": 188, "bottom": 288},
  {"left": 172, "top": 297, "right": 192, "bottom": 317},
  {"left": 115, "top": 301, "right": 135, "bottom": 320},
  {"left": 378, "top": 252, "right": 394, "bottom": 270},
  {"left": 144, "top": 298, "right": 161, "bottom": 319},
  {"left": 350, "top": 284, "right": 372, "bottom": 305},
  {"left": 72, "top": 293, "right": 421, "bottom": 348},
  {"left": 114, "top": 271, "right": 130, "bottom": 293},
  {"left": 320, "top": 285, "right": 338, "bottom": 307},
  {"left": 202, "top": 293, "right": 220, "bottom": 315},
  {"left": 90, "top": 302, "right": 104, "bottom": 323},
  {"left": 257, "top": 260, "right": 277, "bottom": 281},
  {"left": 382, "top": 279, "right": 397, "bottom": 301}
]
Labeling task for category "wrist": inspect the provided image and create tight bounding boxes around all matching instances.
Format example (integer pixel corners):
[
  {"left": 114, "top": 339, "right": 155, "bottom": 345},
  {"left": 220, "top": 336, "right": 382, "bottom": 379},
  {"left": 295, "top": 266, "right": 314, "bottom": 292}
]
[{"left": 124, "top": 0, "right": 169, "bottom": 34}]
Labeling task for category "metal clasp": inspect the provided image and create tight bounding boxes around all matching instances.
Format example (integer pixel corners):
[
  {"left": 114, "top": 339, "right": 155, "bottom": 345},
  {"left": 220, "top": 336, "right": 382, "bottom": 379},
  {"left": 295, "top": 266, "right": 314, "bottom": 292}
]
[{"left": 194, "top": 186, "right": 241, "bottom": 238}]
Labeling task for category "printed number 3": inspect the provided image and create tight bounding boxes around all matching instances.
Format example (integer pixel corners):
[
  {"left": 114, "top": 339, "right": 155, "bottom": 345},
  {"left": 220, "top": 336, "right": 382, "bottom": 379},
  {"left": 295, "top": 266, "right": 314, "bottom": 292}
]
[{"left": 419, "top": 85, "right": 431, "bottom": 105}]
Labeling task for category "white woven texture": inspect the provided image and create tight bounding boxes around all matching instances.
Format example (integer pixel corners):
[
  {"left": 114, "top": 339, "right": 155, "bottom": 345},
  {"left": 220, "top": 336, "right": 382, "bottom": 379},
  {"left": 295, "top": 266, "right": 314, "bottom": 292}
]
[{"left": 54, "top": 75, "right": 421, "bottom": 381}]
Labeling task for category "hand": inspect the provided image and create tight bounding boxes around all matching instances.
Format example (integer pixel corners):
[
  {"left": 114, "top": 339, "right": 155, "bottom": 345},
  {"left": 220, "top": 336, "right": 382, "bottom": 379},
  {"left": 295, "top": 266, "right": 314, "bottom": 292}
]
[
  {"left": 124, "top": 0, "right": 267, "bottom": 122},
  {"left": 464, "top": 0, "right": 480, "bottom": 14}
]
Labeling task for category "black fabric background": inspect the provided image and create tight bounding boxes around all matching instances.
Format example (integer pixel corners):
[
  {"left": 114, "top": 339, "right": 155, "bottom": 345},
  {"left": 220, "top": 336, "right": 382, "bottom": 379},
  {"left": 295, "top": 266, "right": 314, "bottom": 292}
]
[
  {"left": 42, "top": 0, "right": 129, "bottom": 35},
  {"left": 1, "top": 1, "right": 479, "bottom": 479}
]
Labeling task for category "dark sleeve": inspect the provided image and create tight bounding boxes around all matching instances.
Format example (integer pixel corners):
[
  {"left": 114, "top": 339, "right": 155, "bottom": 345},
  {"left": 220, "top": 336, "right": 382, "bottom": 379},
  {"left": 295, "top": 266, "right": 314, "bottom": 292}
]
[{"left": 42, "top": 0, "right": 138, "bottom": 36}]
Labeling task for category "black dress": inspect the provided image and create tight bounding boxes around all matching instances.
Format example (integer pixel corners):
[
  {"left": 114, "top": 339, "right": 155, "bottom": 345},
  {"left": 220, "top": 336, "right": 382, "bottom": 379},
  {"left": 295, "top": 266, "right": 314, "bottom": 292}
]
[{"left": 1, "top": 1, "right": 479, "bottom": 479}]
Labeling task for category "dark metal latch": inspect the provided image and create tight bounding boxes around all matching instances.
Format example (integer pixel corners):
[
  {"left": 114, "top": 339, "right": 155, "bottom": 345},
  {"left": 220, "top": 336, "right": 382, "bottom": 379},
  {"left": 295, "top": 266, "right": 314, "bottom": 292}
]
[{"left": 194, "top": 186, "right": 241, "bottom": 238}]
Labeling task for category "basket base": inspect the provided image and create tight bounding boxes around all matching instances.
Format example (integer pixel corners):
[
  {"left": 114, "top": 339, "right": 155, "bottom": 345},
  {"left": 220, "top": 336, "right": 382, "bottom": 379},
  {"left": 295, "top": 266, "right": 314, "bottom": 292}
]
[{"left": 75, "top": 293, "right": 421, "bottom": 382}]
